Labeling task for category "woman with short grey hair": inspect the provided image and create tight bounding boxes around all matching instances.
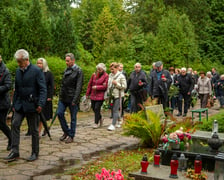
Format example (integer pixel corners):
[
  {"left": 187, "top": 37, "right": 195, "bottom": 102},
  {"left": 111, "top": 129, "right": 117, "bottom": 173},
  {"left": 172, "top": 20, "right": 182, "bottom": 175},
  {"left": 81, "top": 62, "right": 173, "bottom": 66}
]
[{"left": 86, "top": 63, "right": 108, "bottom": 129}]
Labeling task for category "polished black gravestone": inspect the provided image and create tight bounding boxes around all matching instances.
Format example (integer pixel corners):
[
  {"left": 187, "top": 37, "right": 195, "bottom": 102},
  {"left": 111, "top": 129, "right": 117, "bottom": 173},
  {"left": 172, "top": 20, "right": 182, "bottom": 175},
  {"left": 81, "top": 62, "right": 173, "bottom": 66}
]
[{"left": 158, "top": 138, "right": 224, "bottom": 171}]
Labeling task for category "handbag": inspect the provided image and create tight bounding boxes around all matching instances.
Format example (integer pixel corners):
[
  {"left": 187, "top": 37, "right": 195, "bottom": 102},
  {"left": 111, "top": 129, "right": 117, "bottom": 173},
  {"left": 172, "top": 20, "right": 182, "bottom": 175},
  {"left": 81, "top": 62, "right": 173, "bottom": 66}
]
[{"left": 80, "top": 95, "right": 91, "bottom": 112}]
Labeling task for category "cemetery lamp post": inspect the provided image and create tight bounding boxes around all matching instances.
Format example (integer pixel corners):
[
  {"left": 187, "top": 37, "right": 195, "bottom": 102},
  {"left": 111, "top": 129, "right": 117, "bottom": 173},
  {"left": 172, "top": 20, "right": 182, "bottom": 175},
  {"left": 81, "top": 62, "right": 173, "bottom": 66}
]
[
  {"left": 170, "top": 153, "right": 178, "bottom": 179},
  {"left": 141, "top": 154, "right": 149, "bottom": 174}
]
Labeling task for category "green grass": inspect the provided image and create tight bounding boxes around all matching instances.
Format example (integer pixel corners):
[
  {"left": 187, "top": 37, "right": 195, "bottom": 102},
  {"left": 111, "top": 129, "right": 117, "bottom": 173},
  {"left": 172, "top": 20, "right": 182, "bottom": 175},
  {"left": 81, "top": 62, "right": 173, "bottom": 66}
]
[
  {"left": 63, "top": 148, "right": 154, "bottom": 180},
  {"left": 197, "top": 109, "right": 224, "bottom": 132}
]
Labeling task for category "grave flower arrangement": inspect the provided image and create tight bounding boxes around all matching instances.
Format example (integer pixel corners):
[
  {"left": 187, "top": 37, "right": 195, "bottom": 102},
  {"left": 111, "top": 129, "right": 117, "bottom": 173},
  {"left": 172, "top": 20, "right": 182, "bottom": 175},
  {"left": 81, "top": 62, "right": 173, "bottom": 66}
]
[
  {"left": 95, "top": 168, "right": 124, "bottom": 180},
  {"left": 185, "top": 168, "right": 208, "bottom": 180},
  {"left": 162, "top": 127, "right": 192, "bottom": 150}
]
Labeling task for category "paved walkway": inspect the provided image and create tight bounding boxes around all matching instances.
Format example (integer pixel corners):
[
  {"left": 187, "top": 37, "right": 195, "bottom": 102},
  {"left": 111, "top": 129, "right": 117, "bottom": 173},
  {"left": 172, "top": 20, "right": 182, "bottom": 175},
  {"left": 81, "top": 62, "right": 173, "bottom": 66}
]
[
  {"left": 0, "top": 101, "right": 222, "bottom": 180},
  {"left": 0, "top": 111, "right": 139, "bottom": 180}
]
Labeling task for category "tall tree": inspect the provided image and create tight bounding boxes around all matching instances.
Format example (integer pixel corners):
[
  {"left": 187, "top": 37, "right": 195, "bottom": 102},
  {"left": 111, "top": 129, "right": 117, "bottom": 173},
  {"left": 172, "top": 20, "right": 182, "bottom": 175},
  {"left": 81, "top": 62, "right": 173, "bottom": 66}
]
[
  {"left": 125, "top": 0, "right": 166, "bottom": 33},
  {"left": 201, "top": 0, "right": 224, "bottom": 63},
  {"left": 145, "top": 10, "right": 200, "bottom": 67},
  {"left": 91, "top": 6, "right": 116, "bottom": 62},
  {"left": 26, "top": 0, "right": 51, "bottom": 57},
  {"left": 0, "top": 1, "right": 31, "bottom": 60},
  {"left": 51, "top": 10, "right": 78, "bottom": 58},
  {"left": 73, "top": 0, "right": 108, "bottom": 51}
]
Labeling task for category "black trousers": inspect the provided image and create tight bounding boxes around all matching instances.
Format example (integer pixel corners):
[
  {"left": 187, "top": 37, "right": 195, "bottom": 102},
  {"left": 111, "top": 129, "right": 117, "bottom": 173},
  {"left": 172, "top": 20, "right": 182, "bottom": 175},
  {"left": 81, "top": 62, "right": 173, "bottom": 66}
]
[
  {"left": 178, "top": 93, "right": 190, "bottom": 114},
  {"left": 91, "top": 100, "right": 104, "bottom": 124},
  {"left": 0, "top": 109, "right": 11, "bottom": 144},
  {"left": 11, "top": 111, "right": 39, "bottom": 155},
  {"left": 199, "top": 93, "right": 209, "bottom": 108}
]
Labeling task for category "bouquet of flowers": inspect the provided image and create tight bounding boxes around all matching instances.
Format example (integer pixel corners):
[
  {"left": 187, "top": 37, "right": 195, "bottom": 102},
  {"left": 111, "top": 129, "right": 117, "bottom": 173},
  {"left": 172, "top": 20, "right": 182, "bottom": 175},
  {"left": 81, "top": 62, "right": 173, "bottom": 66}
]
[
  {"left": 95, "top": 168, "right": 124, "bottom": 180},
  {"left": 162, "top": 127, "right": 192, "bottom": 150}
]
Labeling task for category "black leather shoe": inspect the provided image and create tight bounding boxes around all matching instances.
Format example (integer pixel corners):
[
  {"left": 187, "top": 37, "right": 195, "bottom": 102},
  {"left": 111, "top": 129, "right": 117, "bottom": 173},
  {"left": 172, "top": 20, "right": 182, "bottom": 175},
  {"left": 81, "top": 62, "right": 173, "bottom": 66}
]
[
  {"left": 183, "top": 113, "right": 187, "bottom": 117},
  {"left": 4, "top": 152, "right": 19, "bottom": 162},
  {"left": 60, "top": 133, "right": 67, "bottom": 141},
  {"left": 176, "top": 113, "right": 182, "bottom": 117},
  {"left": 26, "top": 153, "right": 38, "bottom": 162}
]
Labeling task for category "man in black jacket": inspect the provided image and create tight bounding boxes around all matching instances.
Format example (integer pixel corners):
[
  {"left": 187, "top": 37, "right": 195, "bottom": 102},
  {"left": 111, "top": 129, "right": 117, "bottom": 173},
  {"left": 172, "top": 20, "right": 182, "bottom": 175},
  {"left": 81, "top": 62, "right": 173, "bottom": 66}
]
[
  {"left": 150, "top": 61, "right": 172, "bottom": 109},
  {"left": 5, "top": 49, "right": 47, "bottom": 162},
  {"left": 175, "top": 67, "right": 194, "bottom": 117},
  {"left": 127, "top": 63, "right": 147, "bottom": 113},
  {"left": 57, "top": 53, "right": 83, "bottom": 143}
]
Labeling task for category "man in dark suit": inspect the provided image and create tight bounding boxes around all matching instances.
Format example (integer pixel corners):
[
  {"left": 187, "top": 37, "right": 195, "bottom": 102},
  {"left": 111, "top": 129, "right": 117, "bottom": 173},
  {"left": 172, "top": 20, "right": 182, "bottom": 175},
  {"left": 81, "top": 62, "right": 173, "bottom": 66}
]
[{"left": 5, "top": 49, "right": 47, "bottom": 162}]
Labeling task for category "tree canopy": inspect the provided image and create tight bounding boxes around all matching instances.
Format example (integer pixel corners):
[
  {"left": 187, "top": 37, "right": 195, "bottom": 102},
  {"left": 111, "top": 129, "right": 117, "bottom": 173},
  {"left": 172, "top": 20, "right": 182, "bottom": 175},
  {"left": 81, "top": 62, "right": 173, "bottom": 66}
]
[{"left": 0, "top": 0, "right": 223, "bottom": 72}]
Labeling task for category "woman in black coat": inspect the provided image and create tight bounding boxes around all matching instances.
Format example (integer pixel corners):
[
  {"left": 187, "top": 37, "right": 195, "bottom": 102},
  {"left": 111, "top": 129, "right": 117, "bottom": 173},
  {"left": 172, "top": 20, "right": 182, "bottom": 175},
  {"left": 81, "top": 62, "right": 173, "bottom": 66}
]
[
  {"left": 0, "top": 55, "right": 12, "bottom": 150},
  {"left": 36, "top": 58, "right": 54, "bottom": 136}
]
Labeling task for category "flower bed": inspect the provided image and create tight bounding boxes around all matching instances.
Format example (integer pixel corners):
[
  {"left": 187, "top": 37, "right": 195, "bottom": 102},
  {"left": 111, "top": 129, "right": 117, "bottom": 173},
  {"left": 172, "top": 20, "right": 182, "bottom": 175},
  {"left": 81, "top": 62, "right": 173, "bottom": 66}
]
[{"left": 95, "top": 168, "right": 124, "bottom": 180}]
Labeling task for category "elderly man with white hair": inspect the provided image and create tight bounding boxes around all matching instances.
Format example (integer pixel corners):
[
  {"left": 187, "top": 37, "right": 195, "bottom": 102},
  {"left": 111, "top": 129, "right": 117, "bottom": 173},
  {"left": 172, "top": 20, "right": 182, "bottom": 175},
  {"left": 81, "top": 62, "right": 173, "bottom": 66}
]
[
  {"left": 175, "top": 67, "right": 194, "bottom": 117},
  {"left": 127, "top": 62, "right": 148, "bottom": 113}
]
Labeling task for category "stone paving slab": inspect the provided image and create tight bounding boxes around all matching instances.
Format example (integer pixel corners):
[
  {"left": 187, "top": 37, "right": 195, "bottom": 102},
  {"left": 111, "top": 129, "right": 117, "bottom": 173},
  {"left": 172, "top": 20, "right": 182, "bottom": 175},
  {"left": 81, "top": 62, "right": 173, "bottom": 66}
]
[{"left": 0, "top": 112, "right": 139, "bottom": 179}]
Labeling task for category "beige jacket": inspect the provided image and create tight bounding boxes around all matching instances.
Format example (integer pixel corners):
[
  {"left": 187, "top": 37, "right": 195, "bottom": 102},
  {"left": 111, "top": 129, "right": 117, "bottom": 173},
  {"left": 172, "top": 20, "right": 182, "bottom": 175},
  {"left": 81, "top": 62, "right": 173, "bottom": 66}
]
[
  {"left": 197, "top": 77, "right": 212, "bottom": 95},
  {"left": 107, "top": 72, "right": 127, "bottom": 99}
]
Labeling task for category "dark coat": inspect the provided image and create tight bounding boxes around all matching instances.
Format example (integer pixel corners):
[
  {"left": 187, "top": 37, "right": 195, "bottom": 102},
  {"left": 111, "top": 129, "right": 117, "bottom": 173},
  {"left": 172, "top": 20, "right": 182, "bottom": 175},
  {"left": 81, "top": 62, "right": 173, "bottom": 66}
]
[
  {"left": 13, "top": 63, "right": 47, "bottom": 112},
  {"left": 44, "top": 71, "right": 54, "bottom": 99},
  {"left": 0, "top": 62, "right": 11, "bottom": 110},
  {"left": 176, "top": 73, "right": 194, "bottom": 94},
  {"left": 86, "top": 71, "right": 108, "bottom": 101},
  {"left": 127, "top": 70, "right": 147, "bottom": 92},
  {"left": 212, "top": 72, "right": 220, "bottom": 85},
  {"left": 150, "top": 69, "right": 172, "bottom": 97},
  {"left": 216, "top": 80, "right": 224, "bottom": 97},
  {"left": 59, "top": 65, "right": 83, "bottom": 104},
  {"left": 42, "top": 71, "right": 54, "bottom": 120}
]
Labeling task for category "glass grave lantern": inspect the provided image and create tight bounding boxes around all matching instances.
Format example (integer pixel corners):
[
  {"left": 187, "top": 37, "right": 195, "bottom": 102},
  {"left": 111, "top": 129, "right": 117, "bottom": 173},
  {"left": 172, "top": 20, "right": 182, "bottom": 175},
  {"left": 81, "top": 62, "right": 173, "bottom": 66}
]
[{"left": 178, "top": 153, "right": 188, "bottom": 171}]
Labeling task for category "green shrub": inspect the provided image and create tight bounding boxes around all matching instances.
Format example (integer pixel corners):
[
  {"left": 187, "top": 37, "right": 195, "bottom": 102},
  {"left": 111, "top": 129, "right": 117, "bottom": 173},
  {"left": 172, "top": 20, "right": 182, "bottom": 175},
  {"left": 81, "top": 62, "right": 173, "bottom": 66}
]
[
  {"left": 196, "top": 110, "right": 224, "bottom": 133},
  {"left": 123, "top": 110, "right": 165, "bottom": 147}
]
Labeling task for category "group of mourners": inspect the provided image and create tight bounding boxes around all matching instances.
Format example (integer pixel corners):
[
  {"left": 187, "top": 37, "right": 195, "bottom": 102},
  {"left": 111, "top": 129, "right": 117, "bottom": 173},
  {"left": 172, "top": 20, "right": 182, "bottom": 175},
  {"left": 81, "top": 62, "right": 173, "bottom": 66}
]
[
  {"left": 0, "top": 49, "right": 223, "bottom": 162},
  {"left": 0, "top": 50, "right": 83, "bottom": 162}
]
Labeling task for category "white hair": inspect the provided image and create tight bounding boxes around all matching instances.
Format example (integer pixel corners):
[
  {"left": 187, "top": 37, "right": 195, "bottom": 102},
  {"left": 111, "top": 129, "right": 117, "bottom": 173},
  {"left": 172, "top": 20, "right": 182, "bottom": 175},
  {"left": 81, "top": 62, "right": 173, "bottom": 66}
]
[
  {"left": 206, "top": 71, "right": 212, "bottom": 76},
  {"left": 14, "top": 49, "right": 29, "bottom": 61},
  {"left": 134, "top": 62, "right": 141, "bottom": 67},
  {"left": 96, "top": 63, "right": 106, "bottom": 72},
  {"left": 37, "top": 58, "right": 50, "bottom": 72},
  {"left": 181, "top": 67, "right": 186, "bottom": 72}
]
